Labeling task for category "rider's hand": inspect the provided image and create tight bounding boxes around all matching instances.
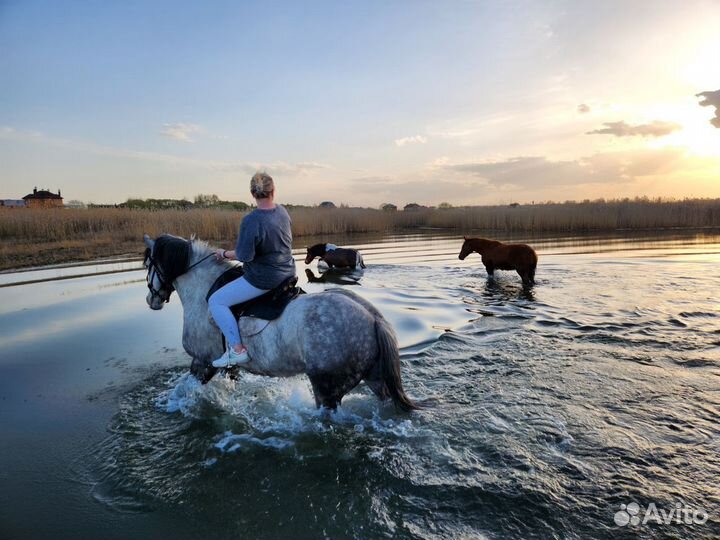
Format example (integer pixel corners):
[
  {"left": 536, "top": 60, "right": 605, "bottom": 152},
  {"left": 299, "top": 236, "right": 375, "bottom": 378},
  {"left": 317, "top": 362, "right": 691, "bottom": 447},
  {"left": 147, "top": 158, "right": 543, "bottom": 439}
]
[{"left": 215, "top": 249, "right": 226, "bottom": 261}]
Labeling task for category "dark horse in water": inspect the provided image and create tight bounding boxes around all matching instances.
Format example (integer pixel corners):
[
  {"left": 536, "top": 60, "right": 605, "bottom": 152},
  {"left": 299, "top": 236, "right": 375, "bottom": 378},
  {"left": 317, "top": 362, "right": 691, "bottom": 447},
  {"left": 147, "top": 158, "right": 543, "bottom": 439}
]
[
  {"left": 458, "top": 236, "right": 538, "bottom": 286},
  {"left": 305, "top": 243, "right": 366, "bottom": 269},
  {"left": 143, "top": 234, "right": 416, "bottom": 411}
]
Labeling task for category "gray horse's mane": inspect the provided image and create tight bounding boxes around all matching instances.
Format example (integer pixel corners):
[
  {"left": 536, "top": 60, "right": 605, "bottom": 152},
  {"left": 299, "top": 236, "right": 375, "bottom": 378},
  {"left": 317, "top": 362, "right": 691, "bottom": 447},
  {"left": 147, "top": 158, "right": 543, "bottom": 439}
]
[
  {"left": 152, "top": 234, "right": 219, "bottom": 282},
  {"left": 189, "top": 236, "right": 214, "bottom": 260}
]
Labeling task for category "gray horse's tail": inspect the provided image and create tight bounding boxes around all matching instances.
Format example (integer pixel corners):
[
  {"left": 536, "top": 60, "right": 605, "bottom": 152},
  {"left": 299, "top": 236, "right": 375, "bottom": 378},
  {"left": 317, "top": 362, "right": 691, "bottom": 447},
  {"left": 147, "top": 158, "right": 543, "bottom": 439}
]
[{"left": 374, "top": 319, "right": 418, "bottom": 412}]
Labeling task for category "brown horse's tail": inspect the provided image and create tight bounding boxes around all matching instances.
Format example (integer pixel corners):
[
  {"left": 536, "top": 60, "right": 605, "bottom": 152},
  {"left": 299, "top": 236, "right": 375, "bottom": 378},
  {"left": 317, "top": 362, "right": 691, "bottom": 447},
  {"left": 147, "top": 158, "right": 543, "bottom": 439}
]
[{"left": 374, "top": 319, "right": 418, "bottom": 411}]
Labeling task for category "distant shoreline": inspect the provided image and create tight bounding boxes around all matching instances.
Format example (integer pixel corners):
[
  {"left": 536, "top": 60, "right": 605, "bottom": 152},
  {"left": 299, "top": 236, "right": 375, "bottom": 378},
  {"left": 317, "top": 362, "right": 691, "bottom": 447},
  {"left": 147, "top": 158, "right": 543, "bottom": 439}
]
[{"left": 2, "top": 199, "right": 719, "bottom": 271}]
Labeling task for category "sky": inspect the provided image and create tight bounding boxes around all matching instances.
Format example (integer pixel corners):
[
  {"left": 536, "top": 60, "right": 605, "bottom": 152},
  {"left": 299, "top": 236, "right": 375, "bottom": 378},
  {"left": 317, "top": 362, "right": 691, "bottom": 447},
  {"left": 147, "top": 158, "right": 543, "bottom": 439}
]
[{"left": 1, "top": 0, "right": 720, "bottom": 207}]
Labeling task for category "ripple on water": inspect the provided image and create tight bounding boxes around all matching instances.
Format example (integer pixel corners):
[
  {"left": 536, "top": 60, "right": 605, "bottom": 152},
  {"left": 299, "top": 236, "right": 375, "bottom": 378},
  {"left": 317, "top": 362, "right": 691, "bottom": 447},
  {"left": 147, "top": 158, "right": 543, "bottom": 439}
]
[
  {"left": 80, "top": 241, "right": 720, "bottom": 539},
  {"left": 85, "top": 368, "right": 440, "bottom": 522}
]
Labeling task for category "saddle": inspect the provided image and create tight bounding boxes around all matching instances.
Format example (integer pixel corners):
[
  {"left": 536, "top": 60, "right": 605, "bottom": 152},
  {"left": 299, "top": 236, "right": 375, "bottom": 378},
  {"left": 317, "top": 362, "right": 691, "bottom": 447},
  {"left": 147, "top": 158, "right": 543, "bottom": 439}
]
[{"left": 206, "top": 265, "right": 305, "bottom": 321}]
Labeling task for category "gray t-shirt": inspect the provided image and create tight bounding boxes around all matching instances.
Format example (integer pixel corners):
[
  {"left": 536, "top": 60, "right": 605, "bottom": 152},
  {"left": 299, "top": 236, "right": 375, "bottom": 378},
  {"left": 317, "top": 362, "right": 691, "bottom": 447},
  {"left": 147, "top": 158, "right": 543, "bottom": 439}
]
[{"left": 235, "top": 205, "right": 296, "bottom": 289}]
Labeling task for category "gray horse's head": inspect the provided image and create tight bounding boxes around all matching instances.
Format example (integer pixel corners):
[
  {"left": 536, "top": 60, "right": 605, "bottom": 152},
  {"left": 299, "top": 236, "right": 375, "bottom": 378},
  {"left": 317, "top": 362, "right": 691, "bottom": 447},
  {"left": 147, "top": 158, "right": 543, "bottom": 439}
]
[{"left": 143, "top": 233, "right": 191, "bottom": 310}]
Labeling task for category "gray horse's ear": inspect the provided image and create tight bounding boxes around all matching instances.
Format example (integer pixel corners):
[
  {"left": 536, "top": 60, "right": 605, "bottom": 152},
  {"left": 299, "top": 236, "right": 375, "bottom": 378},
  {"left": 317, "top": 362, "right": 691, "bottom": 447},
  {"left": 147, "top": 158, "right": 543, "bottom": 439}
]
[{"left": 143, "top": 234, "right": 155, "bottom": 249}]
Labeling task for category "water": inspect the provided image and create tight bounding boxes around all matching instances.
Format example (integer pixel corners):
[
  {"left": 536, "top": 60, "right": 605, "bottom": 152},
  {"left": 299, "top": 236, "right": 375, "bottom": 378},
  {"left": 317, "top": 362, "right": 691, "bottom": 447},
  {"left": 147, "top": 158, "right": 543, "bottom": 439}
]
[{"left": 1, "top": 230, "right": 719, "bottom": 539}]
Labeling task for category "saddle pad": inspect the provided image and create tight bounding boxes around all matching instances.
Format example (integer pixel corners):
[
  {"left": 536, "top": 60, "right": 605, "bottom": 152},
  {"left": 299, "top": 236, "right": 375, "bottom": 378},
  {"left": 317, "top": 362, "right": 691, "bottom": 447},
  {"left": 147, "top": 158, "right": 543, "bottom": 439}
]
[{"left": 206, "top": 267, "right": 305, "bottom": 322}]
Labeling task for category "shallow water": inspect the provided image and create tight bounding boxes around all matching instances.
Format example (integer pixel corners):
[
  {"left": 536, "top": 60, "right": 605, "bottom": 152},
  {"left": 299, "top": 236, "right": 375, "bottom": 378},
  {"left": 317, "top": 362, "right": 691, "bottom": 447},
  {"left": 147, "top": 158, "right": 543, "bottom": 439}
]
[{"left": 1, "top": 230, "right": 719, "bottom": 539}]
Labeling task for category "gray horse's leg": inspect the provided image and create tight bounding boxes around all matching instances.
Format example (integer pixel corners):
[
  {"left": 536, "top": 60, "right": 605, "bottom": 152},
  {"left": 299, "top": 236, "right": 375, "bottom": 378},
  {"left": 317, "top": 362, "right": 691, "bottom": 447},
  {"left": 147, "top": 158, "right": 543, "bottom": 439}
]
[
  {"left": 363, "top": 360, "right": 389, "bottom": 401},
  {"left": 308, "top": 371, "right": 364, "bottom": 410},
  {"left": 190, "top": 357, "right": 218, "bottom": 384},
  {"left": 365, "top": 379, "right": 389, "bottom": 401}
]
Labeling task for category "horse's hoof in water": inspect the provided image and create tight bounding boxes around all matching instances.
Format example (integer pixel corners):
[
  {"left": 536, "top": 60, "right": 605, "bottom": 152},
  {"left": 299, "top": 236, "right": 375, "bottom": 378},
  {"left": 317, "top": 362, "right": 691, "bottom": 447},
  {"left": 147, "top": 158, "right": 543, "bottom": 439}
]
[
  {"left": 224, "top": 366, "right": 243, "bottom": 381},
  {"left": 190, "top": 358, "right": 218, "bottom": 385}
]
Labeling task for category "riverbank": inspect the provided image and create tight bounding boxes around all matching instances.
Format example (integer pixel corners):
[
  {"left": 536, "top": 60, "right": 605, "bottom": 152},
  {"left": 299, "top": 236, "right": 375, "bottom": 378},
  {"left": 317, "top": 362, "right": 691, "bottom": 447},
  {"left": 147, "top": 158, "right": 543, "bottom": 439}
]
[{"left": 2, "top": 198, "right": 719, "bottom": 270}]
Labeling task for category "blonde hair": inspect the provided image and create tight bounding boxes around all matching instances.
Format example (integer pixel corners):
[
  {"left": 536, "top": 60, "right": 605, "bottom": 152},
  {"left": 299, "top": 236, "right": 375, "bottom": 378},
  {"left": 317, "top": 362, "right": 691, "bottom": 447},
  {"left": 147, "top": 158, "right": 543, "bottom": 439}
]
[{"left": 250, "top": 172, "right": 274, "bottom": 199}]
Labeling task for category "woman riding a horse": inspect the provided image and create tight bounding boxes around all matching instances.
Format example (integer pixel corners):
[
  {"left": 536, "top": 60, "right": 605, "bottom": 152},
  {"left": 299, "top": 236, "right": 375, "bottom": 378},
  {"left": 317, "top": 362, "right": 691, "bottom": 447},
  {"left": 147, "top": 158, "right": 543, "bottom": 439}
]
[
  {"left": 142, "top": 232, "right": 416, "bottom": 410},
  {"left": 208, "top": 172, "right": 296, "bottom": 368}
]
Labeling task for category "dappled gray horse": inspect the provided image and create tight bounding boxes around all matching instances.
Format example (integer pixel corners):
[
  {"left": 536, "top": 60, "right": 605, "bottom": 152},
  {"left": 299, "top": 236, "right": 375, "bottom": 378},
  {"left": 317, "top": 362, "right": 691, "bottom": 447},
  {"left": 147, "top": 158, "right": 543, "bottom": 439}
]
[{"left": 143, "top": 234, "right": 416, "bottom": 411}]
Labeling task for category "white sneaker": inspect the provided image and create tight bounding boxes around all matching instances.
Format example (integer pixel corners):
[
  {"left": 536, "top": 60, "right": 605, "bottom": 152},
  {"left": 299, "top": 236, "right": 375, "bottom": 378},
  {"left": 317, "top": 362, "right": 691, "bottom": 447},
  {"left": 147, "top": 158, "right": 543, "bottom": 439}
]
[{"left": 212, "top": 346, "right": 249, "bottom": 368}]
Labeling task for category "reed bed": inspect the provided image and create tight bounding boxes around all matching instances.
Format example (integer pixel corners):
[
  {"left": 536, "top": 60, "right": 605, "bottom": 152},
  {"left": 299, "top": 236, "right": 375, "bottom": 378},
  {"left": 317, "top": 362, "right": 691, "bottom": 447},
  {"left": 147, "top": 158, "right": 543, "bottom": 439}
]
[
  {"left": 1, "top": 198, "right": 719, "bottom": 270},
  {"left": 289, "top": 199, "right": 720, "bottom": 234},
  {"left": 419, "top": 199, "right": 720, "bottom": 232}
]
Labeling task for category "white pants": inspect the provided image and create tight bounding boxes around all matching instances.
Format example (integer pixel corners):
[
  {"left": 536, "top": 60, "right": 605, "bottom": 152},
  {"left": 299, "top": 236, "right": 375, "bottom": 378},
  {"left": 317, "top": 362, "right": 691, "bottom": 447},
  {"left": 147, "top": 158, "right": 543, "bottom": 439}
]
[{"left": 208, "top": 276, "right": 269, "bottom": 348}]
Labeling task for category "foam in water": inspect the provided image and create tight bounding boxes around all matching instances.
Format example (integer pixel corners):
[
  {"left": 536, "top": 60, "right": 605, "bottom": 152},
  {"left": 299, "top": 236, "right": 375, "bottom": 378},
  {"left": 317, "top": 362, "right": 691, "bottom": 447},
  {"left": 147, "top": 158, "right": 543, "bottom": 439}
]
[
  {"left": 154, "top": 372, "right": 205, "bottom": 416},
  {"left": 155, "top": 370, "right": 429, "bottom": 459},
  {"left": 215, "top": 432, "right": 296, "bottom": 452}
]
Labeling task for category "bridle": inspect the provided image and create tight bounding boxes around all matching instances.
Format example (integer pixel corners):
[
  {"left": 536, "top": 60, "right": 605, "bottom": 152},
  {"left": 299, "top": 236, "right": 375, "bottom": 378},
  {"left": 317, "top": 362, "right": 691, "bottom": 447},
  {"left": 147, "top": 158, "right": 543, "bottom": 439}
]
[
  {"left": 144, "top": 247, "right": 172, "bottom": 302},
  {"left": 144, "top": 244, "right": 214, "bottom": 303}
]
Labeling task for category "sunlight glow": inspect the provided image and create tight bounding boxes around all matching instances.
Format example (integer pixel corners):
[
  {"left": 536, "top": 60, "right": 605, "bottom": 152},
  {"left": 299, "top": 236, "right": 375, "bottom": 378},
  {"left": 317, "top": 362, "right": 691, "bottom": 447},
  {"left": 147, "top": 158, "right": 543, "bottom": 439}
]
[
  {"left": 644, "top": 101, "right": 720, "bottom": 157},
  {"left": 683, "top": 33, "right": 720, "bottom": 90}
]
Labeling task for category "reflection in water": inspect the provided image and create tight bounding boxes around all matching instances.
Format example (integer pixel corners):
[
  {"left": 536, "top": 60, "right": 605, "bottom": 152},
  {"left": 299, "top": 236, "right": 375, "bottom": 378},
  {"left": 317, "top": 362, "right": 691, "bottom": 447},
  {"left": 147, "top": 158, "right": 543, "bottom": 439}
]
[
  {"left": 1, "top": 231, "right": 719, "bottom": 540},
  {"left": 0, "top": 281, "right": 149, "bottom": 348},
  {"left": 304, "top": 267, "right": 363, "bottom": 285},
  {"left": 482, "top": 277, "right": 536, "bottom": 302}
]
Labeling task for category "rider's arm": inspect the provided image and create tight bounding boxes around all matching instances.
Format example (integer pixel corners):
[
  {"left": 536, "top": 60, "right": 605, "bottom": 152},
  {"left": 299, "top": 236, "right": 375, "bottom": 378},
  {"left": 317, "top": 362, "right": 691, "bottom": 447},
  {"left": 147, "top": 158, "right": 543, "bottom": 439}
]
[{"left": 235, "top": 214, "right": 259, "bottom": 263}]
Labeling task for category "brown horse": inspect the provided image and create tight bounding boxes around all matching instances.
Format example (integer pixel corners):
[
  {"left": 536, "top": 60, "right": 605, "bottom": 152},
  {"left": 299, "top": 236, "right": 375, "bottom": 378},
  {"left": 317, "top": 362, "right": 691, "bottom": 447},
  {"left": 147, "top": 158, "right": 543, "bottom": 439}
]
[{"left": 458, "top": 236, "right": 537, "bottom": 285}]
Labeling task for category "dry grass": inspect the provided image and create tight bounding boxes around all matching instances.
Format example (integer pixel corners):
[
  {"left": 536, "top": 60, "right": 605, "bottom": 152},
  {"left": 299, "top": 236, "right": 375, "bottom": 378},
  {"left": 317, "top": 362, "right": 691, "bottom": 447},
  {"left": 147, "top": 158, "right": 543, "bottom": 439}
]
[
  {"left": 2, "top": 198, "right": 719, "bottom": 270},
  {"left": 0, "top": 208, "right": 244, "bottom": 269},
  {"left": 290, "top": 198, "right": 720, "bottom": 234},
  {"left": 419, "top": 199, "right": 720, "bottom": 232}
]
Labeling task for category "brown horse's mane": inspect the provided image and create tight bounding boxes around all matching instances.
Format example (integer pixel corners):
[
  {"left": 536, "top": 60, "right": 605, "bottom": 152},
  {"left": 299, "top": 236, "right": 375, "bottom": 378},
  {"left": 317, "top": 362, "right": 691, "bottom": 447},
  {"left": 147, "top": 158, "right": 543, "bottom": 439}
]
[{"left": 463, "top": 237, "right": 501, "bottom": 252}]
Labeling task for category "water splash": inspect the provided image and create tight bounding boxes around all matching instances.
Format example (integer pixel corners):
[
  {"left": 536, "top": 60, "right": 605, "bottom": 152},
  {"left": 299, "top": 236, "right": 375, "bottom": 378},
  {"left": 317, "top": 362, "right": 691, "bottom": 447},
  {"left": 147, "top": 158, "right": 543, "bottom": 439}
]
[{"left": 155, "top": 370, "right": 432, "bottom": 461}]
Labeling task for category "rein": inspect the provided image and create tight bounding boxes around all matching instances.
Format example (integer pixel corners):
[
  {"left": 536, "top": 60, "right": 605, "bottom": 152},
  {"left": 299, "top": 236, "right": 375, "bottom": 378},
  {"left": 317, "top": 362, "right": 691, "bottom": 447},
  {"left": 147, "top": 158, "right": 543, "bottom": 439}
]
[{"left": 187, "top": 253, "right": 215, "bottom": 272}]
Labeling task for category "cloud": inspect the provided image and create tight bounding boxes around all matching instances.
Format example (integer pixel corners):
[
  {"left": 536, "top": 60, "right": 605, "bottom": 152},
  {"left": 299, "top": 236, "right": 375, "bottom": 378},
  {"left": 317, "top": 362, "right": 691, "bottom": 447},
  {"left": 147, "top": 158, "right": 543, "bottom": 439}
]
[
  {"left": 440, "top": 148, "right": 688, "bottom": 189},
  {"left": 586, "top": 120, "right": 681, "bottom": 137},
  {"left": 432, "top": 128, "right": 481, "bottom": 140},
  {"left": 581, "top": 148, "right": 685, "bottom": 179},
  {"left": 394, "top": 135, "right": 427, "bottom": 147},
  {"left": 697, "top": 89, "right": 720, "bottom": 128},
  {"left": 351, "top": 176, "right": 393, "bottom": 184},
  {"left": 349, "top": 178, "right": 489, "bottom": 206},
  {"left": 160, "top": 123, "right": 202, "bottom": 142},
  {"left": 296, "top": 162, "right": 329, "bottom": 171},
  {"left": 428, "top": 112, "right": 515, "bottom": 142},
  {"left": 0, "top": 126, "right": 330, "bottom": 176},
  {"left": 577, "top": 103, "right": 591, "bottom": 114},
  {"left": 232, "top": 161, "right": 330, "bottom": 176},
  {"left": 1, "top": 125, "right": 42, "bottom": 139},
  {"left": 430, "top": 156, "right": 451, "bottom": 167},
  {"left": 445, "top": 156, "right": 583, "bottom": 187},
  {"left": 2, "top": 125, "right": 212, "bottom": 167}
]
